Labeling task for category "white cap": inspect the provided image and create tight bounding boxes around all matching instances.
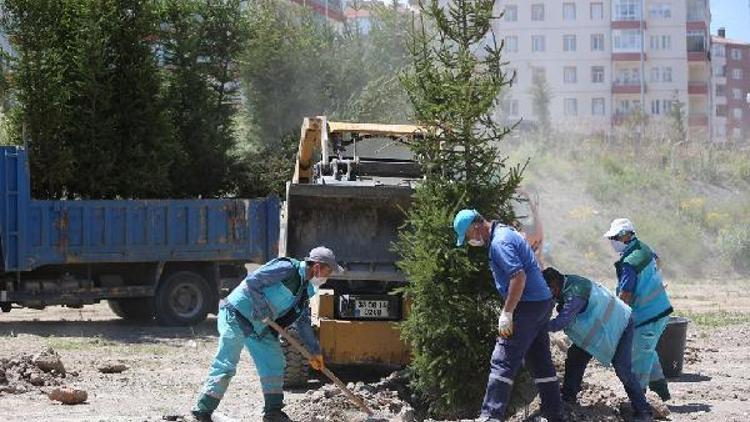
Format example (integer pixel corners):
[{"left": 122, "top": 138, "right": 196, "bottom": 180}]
[{"left": 603, "top": 218, "right": 635, "bottom": 238}]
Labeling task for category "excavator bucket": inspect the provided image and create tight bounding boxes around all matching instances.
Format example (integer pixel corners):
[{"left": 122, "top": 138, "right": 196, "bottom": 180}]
[{"left": 281, "top": 182, "right": 413, "bottom": 282}]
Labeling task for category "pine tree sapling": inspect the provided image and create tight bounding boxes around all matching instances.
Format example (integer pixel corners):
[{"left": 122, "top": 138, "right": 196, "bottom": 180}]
[{"left": 397, "top": 0, "right": 522, "bottom": 417}]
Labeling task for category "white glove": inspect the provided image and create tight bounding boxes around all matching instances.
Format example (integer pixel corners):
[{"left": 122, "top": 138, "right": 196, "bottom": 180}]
[{"left": 498, "top": 311, "right": 514, "bottom": 338}]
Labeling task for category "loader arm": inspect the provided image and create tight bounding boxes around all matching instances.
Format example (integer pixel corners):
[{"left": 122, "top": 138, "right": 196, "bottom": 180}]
[{"left": 293, "top": 117, "right": 326, "bottom": 184}]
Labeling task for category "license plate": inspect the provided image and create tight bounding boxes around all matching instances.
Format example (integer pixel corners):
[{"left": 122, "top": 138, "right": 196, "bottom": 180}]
[{"left": 354, "top": 299, "right": 390, "bottom": 318}]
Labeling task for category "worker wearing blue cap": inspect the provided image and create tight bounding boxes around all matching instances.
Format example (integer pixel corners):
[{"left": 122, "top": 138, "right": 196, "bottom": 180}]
[{"left": 454, "top": 209, "right": 563, "bottom": 422}]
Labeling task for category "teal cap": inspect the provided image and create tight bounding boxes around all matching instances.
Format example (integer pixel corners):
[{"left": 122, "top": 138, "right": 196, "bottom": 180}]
[{"left": 453, "top": 209, "right": 479, "bottom": 246}]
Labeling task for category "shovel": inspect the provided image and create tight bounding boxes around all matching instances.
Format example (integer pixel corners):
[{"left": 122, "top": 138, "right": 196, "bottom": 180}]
[{"left": 263, "top": 318, "right": 375, "bottom": 416}]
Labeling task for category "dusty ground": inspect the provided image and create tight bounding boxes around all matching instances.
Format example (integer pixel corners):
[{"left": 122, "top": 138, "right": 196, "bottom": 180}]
[{"left": 0, "top": 281, "right": 749, "bottom": 422}]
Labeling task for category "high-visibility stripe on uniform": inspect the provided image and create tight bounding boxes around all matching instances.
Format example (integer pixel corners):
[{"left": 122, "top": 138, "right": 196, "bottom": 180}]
[
  {"left": 533, "top": 376, "right": 558, "bottom": 384},
  {"left": 490, "top": 374, "right": 514, "bottom": 385}
]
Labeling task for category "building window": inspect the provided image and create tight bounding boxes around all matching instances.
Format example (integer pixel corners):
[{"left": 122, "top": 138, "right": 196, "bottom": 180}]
[
  {"left": 504, "top": 36, "right": 518, "bottom": 53},
  {"left": 563, "top": 35, "right": 577, "bottom": 52},
  {"left": 687, "top": 0, "right": 706, "bottom": 21},
  {"left": 733, "top": 69, "right": 744, "bottom": 80},
  {"left": 613, "top": 0, "right": 640, "bottom": 21},
  {"left": 532, "top": 35, "right": 546, "bottom": 52},
  {"left": 716, "top": 124, "right": 726, "bottom": 137},
  {"left": 716, "top": 84, "right": 726, "bottom": 96},
  {"left": 563, "top": 3, "right": 576, "bottom": 20},
  {"left": 502, "top": 99, "right": 519, "bottom": 117},
  {"left": 591, "top": 34, "right": 605, "bottom": 51},
  {"left": 731, "top": 48, "right": 743, "bottom": 60},
  {"left": 733, "top": 88, "right": 743, "bottom": 100},
  {"left": 733, "top": 108, "right": 743, "bottom": 119},
  {"left": 712, "top": 44, "right": 725, "bottom": 57},
  {"left": 504, "top": 5, "right": 518, "bottom": 21},
  {"left": 714, "top": 65, "right": 726, "bottom": 77},
  {"left": 649, "top": 35, "right": 671, "bottom": 51},
  {"left": 592, "top": 97, "right": 605, "bottom": 115},
  {"left": 564, "top": 66, "right": 577, "bottom": 83},
  {"left": 686, "top": 30, "right": 706, "bottom": 52},
  {"left": 650, "top": 67, "right": 660, "bottom": 82},
  {"left": 662, "top": 67, "right": 672, "bottom": 82},
  {"left": 732, "top": 128, "right": 743, "bottom": 139},
  {"left": 616, "top": 99, "right": 641, "bottom": 114},
  {"left": 649, "top": 1, "right": 672, "bottom": 18},
  {"left": 591, "top": 66, "right": 605, "bottom": 83},
  {"left": 716, "top": 105, "right": 727, "bottom": 116},
  {"left": 613, "top": 29, "right": 642, "bottom": 52},
  {"left": 590, "top": 2, "right": 604, "bottom": 20},
  {"left": 615, "top": 67, "right": 640, "bottom": 84},
  {"left": 564, "top": 98, "right": 578, "bottom": 116},
  {"left": 531, "top": 4, "right": 545, "bottom": 21},
  {"left": 650, "top": 99, "right": 672, "bottom": 115}
]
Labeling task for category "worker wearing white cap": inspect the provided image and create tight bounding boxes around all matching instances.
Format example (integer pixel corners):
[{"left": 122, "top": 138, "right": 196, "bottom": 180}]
[
  {"left": 604, "top": 218, "right": 673, "bottom": 401},
  {"left": 192, "top": 246, "right": 344, "bottom": 422}
]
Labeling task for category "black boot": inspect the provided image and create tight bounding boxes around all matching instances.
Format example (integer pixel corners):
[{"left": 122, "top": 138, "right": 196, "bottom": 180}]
[
  {"left": 263, "top": 409, "right": 293, "bottom": 422},
  {"left": 649, "top": 379, "right": 671, "bottom": 401}
]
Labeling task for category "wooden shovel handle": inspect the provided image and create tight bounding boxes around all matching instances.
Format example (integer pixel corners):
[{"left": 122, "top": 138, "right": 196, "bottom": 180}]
[{"left": 263, "top": 318, "right": 374, "bottom": 416}]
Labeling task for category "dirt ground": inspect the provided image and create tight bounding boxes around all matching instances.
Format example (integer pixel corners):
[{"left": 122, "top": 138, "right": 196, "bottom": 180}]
[{"left": 1, "top": 281, "right": 749, "bottom": 422}]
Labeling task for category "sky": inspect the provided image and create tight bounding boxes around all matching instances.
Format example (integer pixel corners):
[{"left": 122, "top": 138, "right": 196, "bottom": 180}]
[{"left": 710, "top": 0, "right": 750, "bottom": 42}]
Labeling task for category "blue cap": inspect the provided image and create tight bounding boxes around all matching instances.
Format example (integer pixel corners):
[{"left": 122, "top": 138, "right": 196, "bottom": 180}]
[{"left": 453, "top": 209, "right": 479, "bottom": 246}]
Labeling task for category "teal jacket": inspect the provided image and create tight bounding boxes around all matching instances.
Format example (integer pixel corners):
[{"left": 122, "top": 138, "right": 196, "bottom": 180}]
[
  {"left": 563, "top": 275, "right": 632, "bottom": 365},
  {"left": 615, "top": 239, "right": 672, "bottom": 326}
]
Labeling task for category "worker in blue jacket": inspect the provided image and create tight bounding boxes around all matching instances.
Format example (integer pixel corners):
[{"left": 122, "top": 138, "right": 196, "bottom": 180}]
[
  {"left": 542, "top": 267, "right": 652, "bottom": 421},
  {"left": 191, "top": 247, "right": 343, "bottom": 422},
  {"left": 604, "top": 218, "right": 673, "bottom": 401},
  {"left": 453, "top": 209, "right": 563, "bottom": 422}
]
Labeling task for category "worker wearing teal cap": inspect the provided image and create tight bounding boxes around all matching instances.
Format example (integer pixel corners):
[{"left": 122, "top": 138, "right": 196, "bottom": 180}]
[{"left": 453, "top": 209, "right": 563, "bottom": 422}]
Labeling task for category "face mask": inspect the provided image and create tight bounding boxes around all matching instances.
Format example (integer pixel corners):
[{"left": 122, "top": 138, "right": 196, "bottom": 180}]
[
  {"left": 468, "top": 237, "right": 485, "bottom": 247},
  {"left": 610, "top": 239, "right": 628, "bottom": 254},
  {"left": 311, "top": 277, "right": 327, "bottom": 287}
]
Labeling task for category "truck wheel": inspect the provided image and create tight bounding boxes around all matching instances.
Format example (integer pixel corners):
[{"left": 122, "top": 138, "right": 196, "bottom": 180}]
[
  {"left": 107, "top": 298, "right": 154, "bottom": 321},
  {"left": 155, "top": 271, "right": 212, "bottom": 326},
  {"left": 281, "top": 327, "right": 309, "bottom": 388}
]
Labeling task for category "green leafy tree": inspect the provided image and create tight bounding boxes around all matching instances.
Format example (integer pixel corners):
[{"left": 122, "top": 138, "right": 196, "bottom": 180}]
[
  {"left": 2, "top": 0, "right": 175, "bottom": 199},
  {"left": 396, "top": 0, "right": 522, "bottom": 417},
  {"left": 529, "top": 66, "right": 552, "bottom": 137},
  {"left": 160, "top": 0, "right": 249, "bottom": 197}
]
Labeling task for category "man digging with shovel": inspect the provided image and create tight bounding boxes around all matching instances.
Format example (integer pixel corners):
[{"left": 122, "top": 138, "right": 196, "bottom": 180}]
[{"left": 191, "top": 247, "right": 343, "bottom": 422}]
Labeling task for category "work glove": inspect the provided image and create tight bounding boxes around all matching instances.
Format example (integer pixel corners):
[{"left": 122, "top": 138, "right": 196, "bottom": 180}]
[
  {"left": 309, "top": 354, "right": 324, "bottom": 371},
  {"left": 498, "top": 311, "right": 514, "bottom": 338}
]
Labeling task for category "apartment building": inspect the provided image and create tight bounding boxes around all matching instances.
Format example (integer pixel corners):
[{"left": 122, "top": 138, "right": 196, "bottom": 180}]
[
  {"left": 493, "top": 0, "right": 712, "bottom": 140},
  {"left": 289, "top": 0, "right": 345, "bottom": 23},
  {"left": 711, "top": 28, "right": 750, "bottom": 143}
]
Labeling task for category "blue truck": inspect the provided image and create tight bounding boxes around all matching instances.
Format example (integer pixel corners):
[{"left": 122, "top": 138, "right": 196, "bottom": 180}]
[{"left": 0, "top": 146, "right": 280, "bottom": 325}]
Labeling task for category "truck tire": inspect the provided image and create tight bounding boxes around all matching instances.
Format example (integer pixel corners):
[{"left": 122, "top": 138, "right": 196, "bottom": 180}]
[
  {"left": 155, "top": 271, "right": 212, "bottom": 326},
  {"left": 281, "top": 327, "right": 309, "bottom": 388},
  {"left": 107, "top": 298, "right": 155, "bottom": 321}
]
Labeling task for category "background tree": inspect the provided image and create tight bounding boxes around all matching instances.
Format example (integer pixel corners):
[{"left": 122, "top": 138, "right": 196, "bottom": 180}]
[
  {"left": 160, "top": 0, "right": 249, "bottom": 197},
  {"left": 396, "top": 0, "right": 522, "bottom": 417},
  {"left": 529, "top": 66, "right": 552, "bottom": 137}
]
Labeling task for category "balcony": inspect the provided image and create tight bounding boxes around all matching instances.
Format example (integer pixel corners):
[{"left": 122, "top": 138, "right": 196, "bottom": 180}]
[
  {"left": 612, "top": 21, "right": 646, "bottom": 30},
  {"left": 688, "top": 114, "right": 709, "bottom": 126},
  {"left": 612, "top": 83, "right": 644, "bottom": 94},
  {"left": 612, "top": 52, "right": 647, "bottom": 61},
  {"left": 688, "top": 82, "right": 708, "bottom": 95},
  {"left": 686, "top": 21, "right": 707, "bottom": 31},
  {"left": 687, "top": 51, "right": 709, "bottom": 62}
]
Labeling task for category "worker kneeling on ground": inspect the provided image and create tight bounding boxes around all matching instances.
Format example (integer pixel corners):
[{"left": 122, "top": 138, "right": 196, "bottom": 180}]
[
  {"left": 604, "top": 218, "right": 673, "bottom": 401},
  {"left": 453, "top": 209, "right": 564, "bottom": 422},
  {"left": 542, "top": 267, "right": 653, "bottom": 422},
  {"left": 192, "top": 247, "right": 343, "bottom": 422}
]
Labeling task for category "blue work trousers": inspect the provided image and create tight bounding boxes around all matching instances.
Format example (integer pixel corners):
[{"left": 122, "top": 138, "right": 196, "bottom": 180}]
[
  {"left": 633, "top": 316, "right": 669, "bottom": 389},
  {"left": 196, "top": 307, "right": 285, "bottom": 413},
  {"left": 561, "top": 319, "right": 652, "bottom": 417},
  {"left": 480, "top": 299, "right": 563, "bottom": 421}
]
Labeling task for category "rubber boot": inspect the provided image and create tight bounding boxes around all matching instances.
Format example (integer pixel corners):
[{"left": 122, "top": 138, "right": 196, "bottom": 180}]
[
  {"left": 262, "top": 393, "right": 291, "bottom": 421},
  {"left": 191, "top": 394, "right": 219, "bottom": 421},
  {"left": 263, "top": 409, "right": 292, "bottom": 422},
  {"left": 648, "top": 379, "right": 671, "bottom": 401}
]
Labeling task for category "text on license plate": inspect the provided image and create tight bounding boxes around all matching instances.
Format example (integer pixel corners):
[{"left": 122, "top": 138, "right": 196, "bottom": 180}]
[{"left": 354, "top": 300, "right": 390, "bottom": 317}]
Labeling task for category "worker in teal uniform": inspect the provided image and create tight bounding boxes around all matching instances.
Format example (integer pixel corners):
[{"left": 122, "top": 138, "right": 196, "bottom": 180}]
[
  {"left": 604, "top": 218, "right": 673, "bottom": 401},
  {"left": 192, "top": 246, "right": 343, "bottom": 422},
  {"left": 542, "top": 267, "right": 652, "bottom": 421}
]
